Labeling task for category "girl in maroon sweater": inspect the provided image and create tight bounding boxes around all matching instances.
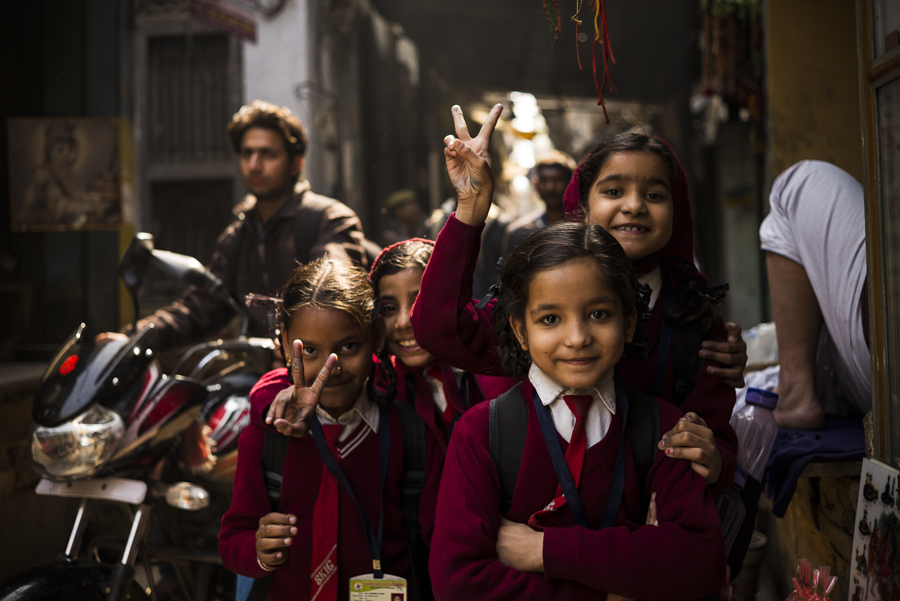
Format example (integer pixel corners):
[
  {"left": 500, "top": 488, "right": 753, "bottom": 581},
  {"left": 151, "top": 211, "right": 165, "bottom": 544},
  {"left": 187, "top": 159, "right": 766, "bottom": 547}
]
[
  {"left": 411, "top": 106, "right": 740, "bottom": 499},
  {"left": 219, "top": 260, "right": 439, "bottom": 601},
  {"left": 429, "top": 221, "right": 726, "bottom": 600},
  {"left": 370, "top": 238, "right": 516, "bottom": 456}
]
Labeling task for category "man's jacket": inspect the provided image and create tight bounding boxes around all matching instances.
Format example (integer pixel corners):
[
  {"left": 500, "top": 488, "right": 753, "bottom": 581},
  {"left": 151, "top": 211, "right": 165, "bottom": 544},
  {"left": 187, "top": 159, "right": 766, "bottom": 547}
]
[{"left": 139, "top": 180, "right": 367, "bottom": 349}]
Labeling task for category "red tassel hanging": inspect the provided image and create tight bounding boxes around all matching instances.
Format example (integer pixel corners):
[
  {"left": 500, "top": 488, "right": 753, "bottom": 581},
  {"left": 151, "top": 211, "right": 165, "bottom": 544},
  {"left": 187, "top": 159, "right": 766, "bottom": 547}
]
[{"left": 591, "top": 0, "right": 616, "bottom": 123}]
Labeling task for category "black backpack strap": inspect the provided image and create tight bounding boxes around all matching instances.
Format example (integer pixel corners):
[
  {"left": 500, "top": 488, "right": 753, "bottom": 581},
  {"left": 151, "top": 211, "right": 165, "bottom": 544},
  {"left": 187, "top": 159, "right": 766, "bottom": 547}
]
[
  {"left": 626, "top": 390, "right": 660, "bottom": 522},
  {"left": 488, "top": 382, "right": 528, "bottom": 516},
  {"left": 293, "top": 191, "right": 328, "bottom": 265},
  {"left": 393, "top": 400, "right": 433, "bottom": 601},
  {"left": 246, "top": 429, "right": 289, "bottom": 601},
  {"left": 262, "top": 429, "right": 289, "bottom": 513},
  {"left": 670, "top": 319, "right": 705, "bottom": 408}
]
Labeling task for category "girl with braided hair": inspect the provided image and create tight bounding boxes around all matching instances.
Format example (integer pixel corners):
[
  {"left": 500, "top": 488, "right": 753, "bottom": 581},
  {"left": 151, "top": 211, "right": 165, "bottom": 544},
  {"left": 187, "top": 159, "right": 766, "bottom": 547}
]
[
  {"left": 429, "top": 221, "right": 726, "bottom": 599},
  {"left": 220, "top": 259, "right": 440, "bottom": 601}
]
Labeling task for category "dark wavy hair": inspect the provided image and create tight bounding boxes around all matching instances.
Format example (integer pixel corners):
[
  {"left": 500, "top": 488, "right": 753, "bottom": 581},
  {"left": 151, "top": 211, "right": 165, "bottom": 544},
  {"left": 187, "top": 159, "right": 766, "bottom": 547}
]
[
  {"left": 227, "top": 100, "right": 309, "bottom": 159},
  {"left": 494, "top": 222, "right": 650, "bottom": 378},
  {"left": 576, "top": 132, "right": 723, "bottom": 337},
  {"left": 277, "top": 259, "right": 396, "bottom": 404}
]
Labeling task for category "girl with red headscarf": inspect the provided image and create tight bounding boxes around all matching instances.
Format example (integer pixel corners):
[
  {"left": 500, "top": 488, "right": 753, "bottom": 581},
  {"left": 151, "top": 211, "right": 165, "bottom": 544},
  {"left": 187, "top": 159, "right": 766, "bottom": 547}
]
[{"left": 410, "top": 106, "right": 742, "bottom": 551}]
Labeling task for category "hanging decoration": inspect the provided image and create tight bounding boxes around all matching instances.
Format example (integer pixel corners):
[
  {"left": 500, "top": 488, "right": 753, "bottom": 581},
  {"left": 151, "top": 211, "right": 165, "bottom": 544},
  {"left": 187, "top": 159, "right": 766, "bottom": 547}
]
[
  {"left": 591, "top": 0, "right": 616, "bottom": 123},
  {"left": 542, "top": 0, "right": 562, "bottom": 45},
  {"left": 540, "top": 0, "right": 616, "bottom": 124}
]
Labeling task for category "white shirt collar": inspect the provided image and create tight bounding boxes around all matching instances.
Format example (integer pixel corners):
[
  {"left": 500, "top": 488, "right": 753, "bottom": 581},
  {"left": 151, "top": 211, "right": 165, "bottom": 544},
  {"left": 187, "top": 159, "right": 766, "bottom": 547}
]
[
  {"left": 528, "top": 363, "right": 616, "bottom": 415},
  {"left": 639, "top": 266, "right": 662, "bottom": 310},
  {"left": 315, "top": 382, "right": 380, "bottom": 437}
]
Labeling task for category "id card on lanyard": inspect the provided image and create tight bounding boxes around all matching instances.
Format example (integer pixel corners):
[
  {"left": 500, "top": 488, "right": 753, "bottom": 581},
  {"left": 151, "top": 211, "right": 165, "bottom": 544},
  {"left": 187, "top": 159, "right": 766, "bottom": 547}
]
[{"left": 310, "top": 405, "right": 408, "bottom": 600}]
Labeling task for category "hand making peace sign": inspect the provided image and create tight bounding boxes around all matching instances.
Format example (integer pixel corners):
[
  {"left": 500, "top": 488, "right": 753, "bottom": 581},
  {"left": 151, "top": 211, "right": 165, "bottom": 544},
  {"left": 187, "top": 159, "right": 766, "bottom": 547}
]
[
  {"left": 265, "top": 339, "right": 337, "bottom": 438},
  {"left": 444, "top": 103, "right": 503, "bottom": 226}
]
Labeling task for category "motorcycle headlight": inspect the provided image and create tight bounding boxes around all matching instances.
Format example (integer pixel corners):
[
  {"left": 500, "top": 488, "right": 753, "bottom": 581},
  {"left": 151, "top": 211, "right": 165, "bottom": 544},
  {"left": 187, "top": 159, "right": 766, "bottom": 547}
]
[{"left": 31, "top": 404, "right": 125, "bottom": 479}]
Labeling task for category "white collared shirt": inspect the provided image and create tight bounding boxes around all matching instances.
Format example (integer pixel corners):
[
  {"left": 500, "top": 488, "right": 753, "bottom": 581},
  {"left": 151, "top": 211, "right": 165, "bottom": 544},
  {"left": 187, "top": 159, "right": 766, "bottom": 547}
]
[
  {"left": 527, "top": 364, "right": 616, "bottom": 448},
  {"left": 423, "top": 367, "right": 465, "bottom": 414},
  {"left": 639, "top": 266, "right": 662, "bottom": 310},
  {"left": 315, "top": 383, "right": 380, "bottom": 443}
]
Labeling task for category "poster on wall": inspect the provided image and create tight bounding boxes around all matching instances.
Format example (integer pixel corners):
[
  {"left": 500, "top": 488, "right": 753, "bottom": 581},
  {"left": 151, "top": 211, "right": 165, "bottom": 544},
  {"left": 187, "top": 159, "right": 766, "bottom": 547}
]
[
  {"left": 849, "top": 457, "right": 900, "bottom": 601},
  {"left": 7, "top": 117, "right": 121, "bottom": 232}
]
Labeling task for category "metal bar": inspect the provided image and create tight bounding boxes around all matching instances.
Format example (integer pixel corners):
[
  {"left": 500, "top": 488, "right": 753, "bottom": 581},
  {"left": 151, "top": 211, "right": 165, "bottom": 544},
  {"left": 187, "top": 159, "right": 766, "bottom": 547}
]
[
  {"left": 65, "top": 498, "right": 90, "bottom": 559},
  {"left": 121, "top": 503, "right": 152, "bottom": 566}
]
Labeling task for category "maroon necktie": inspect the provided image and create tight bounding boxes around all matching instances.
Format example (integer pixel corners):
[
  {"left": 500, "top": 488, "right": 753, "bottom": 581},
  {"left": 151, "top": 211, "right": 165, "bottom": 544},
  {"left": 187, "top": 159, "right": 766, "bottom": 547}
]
[
  {"left": 310, "top": 423, "right": 344, "bottom": 601},
  {"left": 528, "top": 394, "right": 592, "bottom": 530}
]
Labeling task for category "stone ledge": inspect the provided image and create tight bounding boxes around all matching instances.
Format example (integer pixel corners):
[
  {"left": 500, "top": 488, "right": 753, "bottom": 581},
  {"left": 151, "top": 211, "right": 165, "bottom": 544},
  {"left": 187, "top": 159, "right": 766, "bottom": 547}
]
[{"left": 0, "top": 361, "right": 47, "bottom": 396}]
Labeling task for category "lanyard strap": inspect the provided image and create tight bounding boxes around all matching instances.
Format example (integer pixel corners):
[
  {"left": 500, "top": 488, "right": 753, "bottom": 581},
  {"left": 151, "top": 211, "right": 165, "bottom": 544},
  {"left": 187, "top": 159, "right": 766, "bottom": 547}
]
[
  {"left": 531, "top": 373, "right": 630, "bottom": 530},
  {"left": 310, "top": 404, "right": 390, "bottom": 578},
  {"left": 652, "top": 287, "right": 674, "bottom": 399}
]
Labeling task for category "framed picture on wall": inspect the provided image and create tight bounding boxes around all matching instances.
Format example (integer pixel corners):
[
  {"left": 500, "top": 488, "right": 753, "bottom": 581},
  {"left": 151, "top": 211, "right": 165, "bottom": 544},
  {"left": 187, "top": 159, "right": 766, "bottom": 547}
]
[{"left": 7, "top": 117, "right": 122, "bottom": 231}]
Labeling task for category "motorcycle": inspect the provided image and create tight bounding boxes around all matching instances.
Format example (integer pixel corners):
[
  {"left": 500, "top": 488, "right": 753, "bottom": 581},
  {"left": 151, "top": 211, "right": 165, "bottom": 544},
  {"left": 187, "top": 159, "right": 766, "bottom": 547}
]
[{"left": 0, "top": 233, "right": 274, "bottom": 601}]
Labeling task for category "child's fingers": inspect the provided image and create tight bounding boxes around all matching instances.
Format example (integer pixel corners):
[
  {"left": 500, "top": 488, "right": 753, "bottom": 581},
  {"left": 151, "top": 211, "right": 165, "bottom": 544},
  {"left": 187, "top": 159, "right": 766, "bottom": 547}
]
[
  {"left": 706, "top": 364, "right": 746, "bottom": 388},
  {"left": 266, "top": 386, "right": 297, "bottom": 425},
  {"left": 451, "top": 105, "right": 473, "bottom": 141},
  {"left": 256, "top": 538, "right": 291, "bottom": 565},
  {"left": 258, "top": 512, "right": 297, "bottom": 527},
  {"left": 679, "top": 412, "right": 708, "bottom": 428},
  {"left": 452, "top": 139, "right": 488, "bottom": 169},
  {"left": 257, "top": 522, "right": 298, "bottom": 540},
  {"left": 476, "top": 103, "right": 503, "bottom": 143},
  {"left": 645, "top": 492, "right": 658, "bottom": 526},
  {"left": 308, "top": 354, "right": 338, "bottom": 400},
  {"left": 292, "top": 339, "right": 304, "bottom": 385},
  {"left": 724, "top": 321, "right": 743, "bottom": 343}
]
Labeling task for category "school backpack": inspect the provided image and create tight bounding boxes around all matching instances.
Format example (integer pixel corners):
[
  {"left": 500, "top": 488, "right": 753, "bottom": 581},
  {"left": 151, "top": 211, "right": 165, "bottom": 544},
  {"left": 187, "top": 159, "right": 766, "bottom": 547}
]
[{"left": 245, "top": 399, "right": 432, "bottom": 601}]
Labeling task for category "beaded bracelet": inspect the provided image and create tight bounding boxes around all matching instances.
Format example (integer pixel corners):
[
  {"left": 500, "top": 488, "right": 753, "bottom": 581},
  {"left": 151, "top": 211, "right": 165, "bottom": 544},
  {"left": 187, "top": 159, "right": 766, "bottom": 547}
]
[{"left": 258, "top": 557, "right": 277, "bottom": 572}]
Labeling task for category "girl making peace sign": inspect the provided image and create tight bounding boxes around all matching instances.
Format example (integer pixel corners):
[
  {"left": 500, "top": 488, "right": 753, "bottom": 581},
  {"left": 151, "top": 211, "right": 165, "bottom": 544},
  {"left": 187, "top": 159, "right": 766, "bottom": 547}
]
[{"left": 219, "top": 259, "right": 439, "bottom": 601}]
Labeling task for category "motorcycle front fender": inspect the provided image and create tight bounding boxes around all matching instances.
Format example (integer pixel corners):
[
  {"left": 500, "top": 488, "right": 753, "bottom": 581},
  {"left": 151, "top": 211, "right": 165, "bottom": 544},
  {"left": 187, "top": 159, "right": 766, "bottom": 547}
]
[{"left": 0, "top": 559, "right": 148, "bottom": 601}]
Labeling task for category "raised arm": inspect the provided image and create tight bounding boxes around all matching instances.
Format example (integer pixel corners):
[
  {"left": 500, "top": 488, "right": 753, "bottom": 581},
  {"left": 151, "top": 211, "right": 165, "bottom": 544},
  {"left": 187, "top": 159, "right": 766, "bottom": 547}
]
[{"left": 410, "top": 105, "right": 509, "bottom": 375}]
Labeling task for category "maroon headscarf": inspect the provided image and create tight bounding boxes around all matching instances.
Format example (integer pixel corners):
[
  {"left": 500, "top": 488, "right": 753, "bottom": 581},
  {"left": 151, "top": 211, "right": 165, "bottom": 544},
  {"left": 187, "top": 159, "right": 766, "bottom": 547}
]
[
  {"left": 562, "top": 135, "right": 708, "bottom": 285},
  {"left": 368, "top": 237, "right": 435, "bottom": 282}
]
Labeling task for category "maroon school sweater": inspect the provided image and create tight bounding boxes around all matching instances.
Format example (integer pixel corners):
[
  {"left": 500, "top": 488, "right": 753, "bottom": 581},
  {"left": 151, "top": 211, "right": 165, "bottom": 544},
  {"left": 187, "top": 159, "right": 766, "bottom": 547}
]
[
  {"left": 219, "top": 369, "right": 440, "bottom": 601},
  {"left": 409, "top": 214, "right": 738, "bottom": 496},
  {"left": 428, "top": 379, "right": 726, "bottom": 600}
]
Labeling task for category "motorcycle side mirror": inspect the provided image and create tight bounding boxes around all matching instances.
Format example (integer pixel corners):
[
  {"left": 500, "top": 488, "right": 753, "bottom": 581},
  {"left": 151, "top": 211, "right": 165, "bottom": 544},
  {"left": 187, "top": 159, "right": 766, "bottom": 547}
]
[
  {"left": 119, "top": 234, "right": 155, "bottom": 335},
  {"left": 149, "top": 249, "right": 228, "bottom": 298},
  {"left": 119, "top": 233, "right": 155, "bottom": 294},
  {"left": 149, "top": 248, "right": 250, "bottom": 338}
]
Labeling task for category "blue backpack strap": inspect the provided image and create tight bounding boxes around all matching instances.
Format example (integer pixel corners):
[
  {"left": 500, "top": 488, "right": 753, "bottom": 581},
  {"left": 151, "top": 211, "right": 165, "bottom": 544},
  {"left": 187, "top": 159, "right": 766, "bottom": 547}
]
[{"left": 488, "top": 382, "right": 528, "bottom": 516}]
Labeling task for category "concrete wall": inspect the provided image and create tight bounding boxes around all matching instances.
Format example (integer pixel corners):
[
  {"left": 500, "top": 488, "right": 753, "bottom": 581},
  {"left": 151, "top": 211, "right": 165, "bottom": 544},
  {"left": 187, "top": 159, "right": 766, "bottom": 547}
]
[
  {"left": 766, "top": 0, "right": 864, "bottom": 186},
  {"left": 242, "top": 0, "right": 320, "bottom": 187}
]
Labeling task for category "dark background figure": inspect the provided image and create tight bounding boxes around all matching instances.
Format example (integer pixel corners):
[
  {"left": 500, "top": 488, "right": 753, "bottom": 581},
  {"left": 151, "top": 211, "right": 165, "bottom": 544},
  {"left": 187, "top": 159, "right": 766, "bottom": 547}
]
[
  {"left": 126, "top": 100, "right": 369, "bottom": 351},
  {"left": 501, "top": 150, "right": 577, "bottom": 258},
  {"left": 379, "top": 188, "right": 427, "bottom": 247}
]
